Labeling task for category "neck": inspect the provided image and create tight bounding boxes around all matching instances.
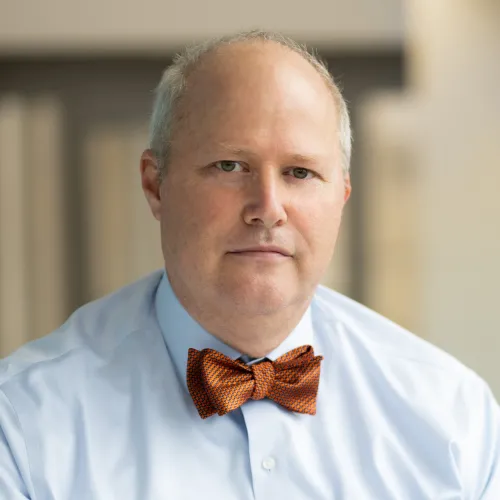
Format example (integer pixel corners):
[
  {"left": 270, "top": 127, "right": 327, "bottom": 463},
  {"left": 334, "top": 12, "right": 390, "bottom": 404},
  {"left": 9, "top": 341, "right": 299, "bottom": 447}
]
[
  {"left": 169, "top": 279, "right": 312, "bottom": 358},
  {"left": 197, "top": 302, "right": 311, "bottom": 358}
]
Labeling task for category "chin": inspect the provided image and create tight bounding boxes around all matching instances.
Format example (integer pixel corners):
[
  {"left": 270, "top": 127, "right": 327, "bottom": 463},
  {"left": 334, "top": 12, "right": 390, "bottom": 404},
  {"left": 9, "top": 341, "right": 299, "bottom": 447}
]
[
  {"left": 233, "top": 296, "right": 291, "bottom": 316},
  {"left": 221, "top": 277, "right": 299, "bottom": 315}
]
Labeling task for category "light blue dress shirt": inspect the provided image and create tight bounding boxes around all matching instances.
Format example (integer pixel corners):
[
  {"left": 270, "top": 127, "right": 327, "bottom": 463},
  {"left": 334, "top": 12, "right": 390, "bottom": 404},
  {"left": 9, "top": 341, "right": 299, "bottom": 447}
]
[{"left": 1, "top": 270, "right": 499, "bottom": 499}]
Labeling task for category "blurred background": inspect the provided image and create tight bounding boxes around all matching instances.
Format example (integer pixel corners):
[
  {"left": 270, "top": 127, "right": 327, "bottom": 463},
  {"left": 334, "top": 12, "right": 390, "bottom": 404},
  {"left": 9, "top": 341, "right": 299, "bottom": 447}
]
[{"left": 0, "top": 1, "right": 499, "bottom": 394}]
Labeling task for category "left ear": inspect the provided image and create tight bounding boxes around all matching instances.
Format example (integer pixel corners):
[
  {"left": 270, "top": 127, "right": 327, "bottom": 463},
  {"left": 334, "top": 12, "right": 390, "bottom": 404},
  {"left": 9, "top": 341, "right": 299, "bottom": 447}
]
[
  {"left": 140, "top": 149, "right": 162, "bottom": 221},
  {"left": 343, "top": 174, "right": 352, "bottom": 203}
]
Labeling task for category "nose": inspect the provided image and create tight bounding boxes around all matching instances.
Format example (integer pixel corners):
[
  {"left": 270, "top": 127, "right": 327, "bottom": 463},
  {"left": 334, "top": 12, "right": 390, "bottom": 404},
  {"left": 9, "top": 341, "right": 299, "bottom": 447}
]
[{"left": 242, "top": 168, "right": 288, "bottom": 229}]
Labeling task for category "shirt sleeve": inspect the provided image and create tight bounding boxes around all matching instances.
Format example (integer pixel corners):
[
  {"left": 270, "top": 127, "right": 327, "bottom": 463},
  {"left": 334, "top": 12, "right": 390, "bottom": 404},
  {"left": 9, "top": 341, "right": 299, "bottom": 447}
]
[
  {"left": 478, "top": 388, "right": 500, "bottom": 500},
  {"left": 0, "top": 389, "right": 32, "bottom": 499},
  {"left": 458, "top": 372, "right": 500, "bottom": 499}
]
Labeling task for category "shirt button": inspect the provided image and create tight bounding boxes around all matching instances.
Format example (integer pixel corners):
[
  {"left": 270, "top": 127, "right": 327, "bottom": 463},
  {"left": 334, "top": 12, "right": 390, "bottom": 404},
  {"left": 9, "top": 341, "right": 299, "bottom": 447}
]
[{"left": 262, "top": 457, "right": 276, "bottom": 471}]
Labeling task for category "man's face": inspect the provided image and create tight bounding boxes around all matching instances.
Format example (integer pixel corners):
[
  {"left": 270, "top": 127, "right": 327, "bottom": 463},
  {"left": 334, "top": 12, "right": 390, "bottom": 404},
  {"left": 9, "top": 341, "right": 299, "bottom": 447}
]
[{"left": 149, "top": 43, "right": 350, "bottom": 317}]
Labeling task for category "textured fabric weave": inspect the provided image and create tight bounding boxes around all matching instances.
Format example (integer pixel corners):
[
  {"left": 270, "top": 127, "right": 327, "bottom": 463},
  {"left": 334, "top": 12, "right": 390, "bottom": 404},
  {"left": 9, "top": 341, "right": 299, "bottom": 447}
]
[{"left": 187, "top": 345, "right": 323, "bottom": 419}]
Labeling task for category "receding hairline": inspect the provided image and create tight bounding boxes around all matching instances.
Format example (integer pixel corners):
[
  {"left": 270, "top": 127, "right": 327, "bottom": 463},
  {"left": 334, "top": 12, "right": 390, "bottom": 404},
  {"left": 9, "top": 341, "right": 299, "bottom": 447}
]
[
  {"left": 149, "top": 30, "right": 352, "bottom": 178},
  {"left": 171, "top": 39, "right": 341, "bottom": 129},
  {"left": 181, "top": 37, "right": 327, "bottom": 81}
]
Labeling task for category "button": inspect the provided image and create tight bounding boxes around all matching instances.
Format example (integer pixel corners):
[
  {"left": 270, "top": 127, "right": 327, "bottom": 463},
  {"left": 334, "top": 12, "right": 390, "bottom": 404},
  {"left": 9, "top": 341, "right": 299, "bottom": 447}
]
[{"left": 262, "top": 457, "right": 276, "bottom": 471}]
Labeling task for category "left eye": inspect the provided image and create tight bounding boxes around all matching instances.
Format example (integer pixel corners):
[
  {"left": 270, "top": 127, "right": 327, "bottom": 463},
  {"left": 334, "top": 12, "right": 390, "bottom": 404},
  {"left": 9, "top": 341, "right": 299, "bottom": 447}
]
[
  {"left": 214, "top": 161, "right": 244, "bottom": 172},
  {"left": 289, "top": 167, "right": 313, "bottom": 180}
]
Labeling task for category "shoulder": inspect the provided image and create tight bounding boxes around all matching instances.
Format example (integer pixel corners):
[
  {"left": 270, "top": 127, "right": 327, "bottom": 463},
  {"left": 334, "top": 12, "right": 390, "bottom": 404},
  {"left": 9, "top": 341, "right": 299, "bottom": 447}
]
[
  {"left": 310, "top": 285, "right": 490, "bottom": 429},
  {"left": 312, "top": 284, "right": 467, "bottom": 376},
  {"left": 0, "top": 270, "right": 164, "bottom": 390},
  {"left": 312, "top": 285, "right": 500, "bottom": 494}
]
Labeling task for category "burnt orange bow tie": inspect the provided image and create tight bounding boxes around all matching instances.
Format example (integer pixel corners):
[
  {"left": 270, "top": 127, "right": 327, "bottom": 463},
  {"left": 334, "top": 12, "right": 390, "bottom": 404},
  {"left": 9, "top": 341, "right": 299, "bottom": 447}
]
[{"left": 186, "top": 345, "right": 323, "bottom": 419}]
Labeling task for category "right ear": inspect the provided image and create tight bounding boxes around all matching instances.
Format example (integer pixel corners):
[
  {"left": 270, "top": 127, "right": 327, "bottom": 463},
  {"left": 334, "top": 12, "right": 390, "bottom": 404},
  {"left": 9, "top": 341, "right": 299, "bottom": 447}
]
[{"left": 140, "top": 149, "right": 162, "bottom": 221}]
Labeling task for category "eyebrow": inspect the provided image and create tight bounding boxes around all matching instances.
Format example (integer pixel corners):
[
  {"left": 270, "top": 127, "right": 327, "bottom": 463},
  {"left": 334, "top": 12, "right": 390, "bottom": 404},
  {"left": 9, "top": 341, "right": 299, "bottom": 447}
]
[{"left": 214, "top": 143, "right": 321, "bottom": 165}]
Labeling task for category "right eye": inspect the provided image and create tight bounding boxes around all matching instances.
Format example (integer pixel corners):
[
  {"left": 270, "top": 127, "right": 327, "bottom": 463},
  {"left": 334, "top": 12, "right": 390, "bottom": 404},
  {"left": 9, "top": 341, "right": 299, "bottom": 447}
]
[{"left": 214, "top": 161, "right": 245, "bottom": 173}]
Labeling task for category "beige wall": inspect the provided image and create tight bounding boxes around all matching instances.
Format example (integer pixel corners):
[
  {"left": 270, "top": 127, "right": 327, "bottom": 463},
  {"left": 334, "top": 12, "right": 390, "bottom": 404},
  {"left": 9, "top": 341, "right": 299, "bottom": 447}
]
[
  {"left": 340, "top": 0, "right": 500, "bottom": 398},
  {"left": 358, "top": 0, "right": 500, "bottom": 395},
  {"left": 407, "top": 0, "right": 500, "bottom": 394},
  {"left": 0, "top": 0, "right": 403, "bottom": 54}
]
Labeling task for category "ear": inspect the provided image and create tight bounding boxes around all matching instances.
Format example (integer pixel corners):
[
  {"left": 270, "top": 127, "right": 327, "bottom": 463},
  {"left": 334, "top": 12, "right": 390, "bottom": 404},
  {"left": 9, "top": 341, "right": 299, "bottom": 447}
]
[
  {"left": 343, "top": 173, "right": 352, "bottom": 203},
  {"left": 140, "top": 149, "right": 162, "bottom": 221}
]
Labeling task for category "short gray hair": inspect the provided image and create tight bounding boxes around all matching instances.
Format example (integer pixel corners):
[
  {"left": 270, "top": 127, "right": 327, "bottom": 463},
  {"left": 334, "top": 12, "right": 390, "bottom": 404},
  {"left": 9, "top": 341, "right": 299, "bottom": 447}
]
[{"left": 149, "top": 30, "right": 352, "bottom": 179}]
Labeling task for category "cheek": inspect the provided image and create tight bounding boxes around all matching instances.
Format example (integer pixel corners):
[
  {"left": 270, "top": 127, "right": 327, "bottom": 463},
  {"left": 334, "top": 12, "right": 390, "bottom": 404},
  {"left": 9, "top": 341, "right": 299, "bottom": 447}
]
[
  {"left": 294, "top": 195, "right": 344, "bottom": 256},
  {"left": 161, "top": 182, "right": 239, "bottom": 253}
]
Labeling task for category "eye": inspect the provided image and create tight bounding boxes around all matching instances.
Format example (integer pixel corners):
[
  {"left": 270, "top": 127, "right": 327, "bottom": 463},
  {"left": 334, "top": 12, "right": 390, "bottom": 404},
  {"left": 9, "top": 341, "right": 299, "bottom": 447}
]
[
  {"left": 288, "top": 167, "right": 314, "bottom": 180},
  {"left": 214, "top": 160, "right": 245, "bottom": 173}
]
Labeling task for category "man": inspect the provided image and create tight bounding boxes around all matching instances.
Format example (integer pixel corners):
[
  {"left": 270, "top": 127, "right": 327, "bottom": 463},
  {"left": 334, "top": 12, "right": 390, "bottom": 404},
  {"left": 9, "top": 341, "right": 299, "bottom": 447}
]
[{"left": 0, "top": 31, "right": 499, "bottom": 499}]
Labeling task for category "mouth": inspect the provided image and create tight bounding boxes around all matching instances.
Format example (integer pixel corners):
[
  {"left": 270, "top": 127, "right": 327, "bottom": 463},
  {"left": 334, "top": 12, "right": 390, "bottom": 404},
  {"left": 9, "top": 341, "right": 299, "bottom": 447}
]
[{"left": 228, "top": 246, "right": 292, "bottom": 259}]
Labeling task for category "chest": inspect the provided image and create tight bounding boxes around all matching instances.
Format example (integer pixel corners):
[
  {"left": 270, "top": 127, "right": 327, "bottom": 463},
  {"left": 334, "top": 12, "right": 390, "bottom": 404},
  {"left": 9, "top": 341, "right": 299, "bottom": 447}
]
[{"left": 26, "top": 381, "right": 463, "bottom": 500}]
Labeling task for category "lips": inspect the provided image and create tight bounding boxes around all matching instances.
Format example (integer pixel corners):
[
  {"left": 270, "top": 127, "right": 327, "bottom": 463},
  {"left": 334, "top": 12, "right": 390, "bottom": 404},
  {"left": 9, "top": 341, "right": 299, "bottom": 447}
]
[{"left": 230, "top": 246, "right": 292, "bottom": 257}]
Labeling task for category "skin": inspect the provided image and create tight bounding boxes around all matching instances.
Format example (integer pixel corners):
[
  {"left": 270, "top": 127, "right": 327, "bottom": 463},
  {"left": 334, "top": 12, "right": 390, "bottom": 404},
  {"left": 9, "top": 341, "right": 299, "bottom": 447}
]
[{"left": 141, "top": 41, "right": 351, "bottom": 357}]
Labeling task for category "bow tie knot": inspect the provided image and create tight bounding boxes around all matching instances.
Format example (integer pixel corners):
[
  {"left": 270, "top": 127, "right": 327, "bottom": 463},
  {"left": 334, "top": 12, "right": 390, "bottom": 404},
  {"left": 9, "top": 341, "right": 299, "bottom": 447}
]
[
  {"left": 187, "top": 345, "right": 323, "bottom": 419},
  {"left": 251, "top": 361, "right": 275, "bottom": 400}
]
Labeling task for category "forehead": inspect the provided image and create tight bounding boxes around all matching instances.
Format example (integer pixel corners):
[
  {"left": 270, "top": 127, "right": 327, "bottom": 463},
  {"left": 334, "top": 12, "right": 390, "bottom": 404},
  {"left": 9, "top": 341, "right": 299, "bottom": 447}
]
[{"left": 170, "top": 42, "right": 340, "bottom": 157}]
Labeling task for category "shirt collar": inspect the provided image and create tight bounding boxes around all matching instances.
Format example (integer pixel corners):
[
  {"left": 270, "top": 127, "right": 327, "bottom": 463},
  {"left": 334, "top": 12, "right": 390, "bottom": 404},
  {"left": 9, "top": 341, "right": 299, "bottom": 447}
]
[{"left": 154, "top": 271, "right": 318, "bottom": 389}]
